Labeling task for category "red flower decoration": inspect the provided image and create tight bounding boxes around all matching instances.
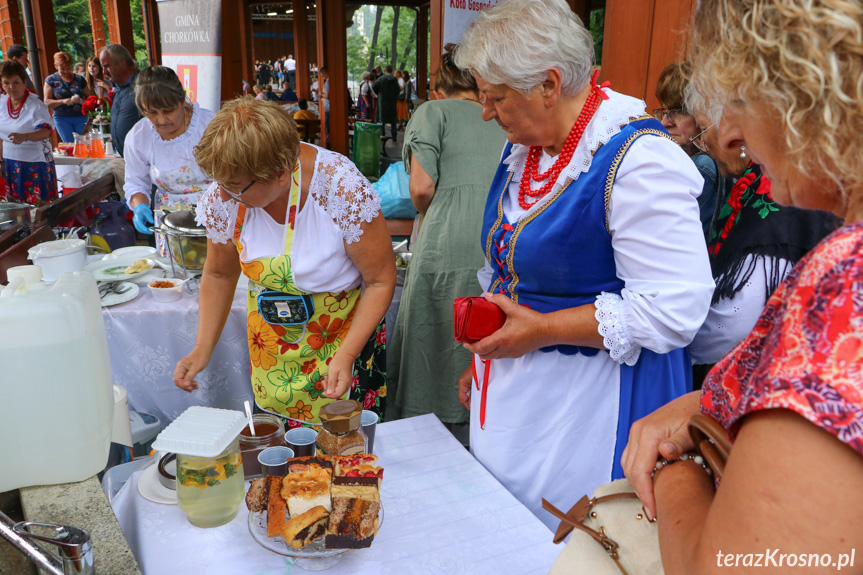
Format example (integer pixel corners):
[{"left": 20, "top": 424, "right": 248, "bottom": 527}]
[
  {"left": 301, "top": 359, "right": 317, "bottom": 375},
  {"left": 375, "top": 325, "right": 386, "bottom": 346},
  {"left": 351, "top": 375, "right": 360, "bottom": 390},
  {"left": 286, "top": 418, "right": 303, "bottom": 429},
  {"left": 363, "top": 389, "right": 378, "bottom": 410}
]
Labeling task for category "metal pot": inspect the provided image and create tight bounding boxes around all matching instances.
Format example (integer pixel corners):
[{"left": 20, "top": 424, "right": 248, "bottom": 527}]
[
  {"left": 158, "top": 209, "right": 208, "bottom": 273},
  {"left": 0, "top": 200, "right": 33, "bottom": 232}
]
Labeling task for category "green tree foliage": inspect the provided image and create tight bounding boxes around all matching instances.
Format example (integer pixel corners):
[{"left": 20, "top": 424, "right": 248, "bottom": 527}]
[
  {"left": 347, "top": 5, "right": 429, "bottom": 79},
  {"left": 52, "top": 0, "right": 147, "bottom": 70}
]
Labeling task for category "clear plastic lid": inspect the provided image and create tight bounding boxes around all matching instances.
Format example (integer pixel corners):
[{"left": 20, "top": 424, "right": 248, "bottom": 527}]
[{"left": 151, "top": 406, "right": 248, "bottom": 457}]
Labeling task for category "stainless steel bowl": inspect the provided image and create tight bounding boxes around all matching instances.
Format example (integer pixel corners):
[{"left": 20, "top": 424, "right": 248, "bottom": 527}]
[
  {"left": 157, "top": 453, "right": 177, "bottom": 490},
  {"left": 0, "top": 201, "right": 33, "bottom": 232}
]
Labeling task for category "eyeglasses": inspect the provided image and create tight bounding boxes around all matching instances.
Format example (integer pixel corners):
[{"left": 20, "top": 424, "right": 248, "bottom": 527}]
[
  {"left": 689, "top": 123, "right": 716, "bottom": 153},
  {"left": 653, "top": 108, "right": 686, "bottom": 124},
  {"left": 219, "top": 180, "right": 257, "bottom": 201}
]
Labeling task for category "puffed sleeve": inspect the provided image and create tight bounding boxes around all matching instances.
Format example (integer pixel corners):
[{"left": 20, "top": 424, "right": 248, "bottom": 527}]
[
  {"left": 31, "top": 99, "right": 55, "bottom": 130},
  {"left": 402, "top": 103, "right": 443, "bottom": 183},
  {"left": 313, "top": 152, "right": 382, "bottom": 244},
  {"left": 122, "top": 121, "right": 155, "bottom": 204},
  {"left": 596, "top": 135, "right": 715, "bottom": 362},
  {"left": 194, "top": 181, "right": 238, "bottom": 244}
]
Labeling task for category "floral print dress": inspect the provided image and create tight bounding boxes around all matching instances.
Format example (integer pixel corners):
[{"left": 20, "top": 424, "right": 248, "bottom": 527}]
[
  {"left": 702, "top": 221, "right": 863, "bottom": 456},
  {"left": 232, "top": 163, "right": 387, "bottom": 428}
]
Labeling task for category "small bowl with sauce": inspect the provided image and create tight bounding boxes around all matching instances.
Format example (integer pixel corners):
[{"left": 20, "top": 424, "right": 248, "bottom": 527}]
[
  {"left": 148, "top": 278, "right": 184, "bottom": 303},
  {"left": 238, "top": 413, "right": 286, "bottom": 479}
]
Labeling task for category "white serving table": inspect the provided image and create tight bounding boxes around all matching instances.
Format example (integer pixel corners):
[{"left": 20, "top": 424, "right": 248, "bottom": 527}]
[
  {"left": 109, "top": 414, "right": 562, "bottom": 574},
  {"left": 102, "top": 277, "right": 253, "bottom": 428}
]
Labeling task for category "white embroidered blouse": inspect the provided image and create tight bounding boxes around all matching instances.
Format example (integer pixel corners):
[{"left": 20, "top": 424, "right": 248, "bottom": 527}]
[
  {"left": 195, "top": 144, "right": 382, "bottom": 293},
  {"left": 479, "top": 89, "right": 715, "bottom": 365}
]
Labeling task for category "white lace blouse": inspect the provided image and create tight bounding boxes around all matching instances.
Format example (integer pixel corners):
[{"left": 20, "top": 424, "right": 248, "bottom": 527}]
[
  {"left": 195, "top": 144, "right": 382, "bottom": 294},
  {"left": 478, "top": 89, "right": 715, "bottom": 364}
]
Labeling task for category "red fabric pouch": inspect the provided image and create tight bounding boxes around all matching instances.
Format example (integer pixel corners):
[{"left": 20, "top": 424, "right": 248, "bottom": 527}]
[{"left": 453, "top": 296, "right": 506, "bottom": 344}]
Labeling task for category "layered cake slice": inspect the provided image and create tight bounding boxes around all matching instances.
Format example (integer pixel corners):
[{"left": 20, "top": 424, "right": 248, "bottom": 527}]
[
  {"left": 281, "top": 462, "right": 332, "bottom": 517},
  {"left": 326, "top": 473, "right": 382, "bottom": 549},
  {"left": 280, "top": 505, "right": 330, "bottom": 549}
]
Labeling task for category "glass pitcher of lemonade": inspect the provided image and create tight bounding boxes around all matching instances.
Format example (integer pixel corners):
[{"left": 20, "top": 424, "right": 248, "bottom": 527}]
[
  {"left": 89, "top": 134, "right": 105, "bottom": 158},
  {"left": 176, "top": 438, "right": 245, "bottom": 528},
  {"left": 73, "top": 133, "right": 90, "bottom": 158}
]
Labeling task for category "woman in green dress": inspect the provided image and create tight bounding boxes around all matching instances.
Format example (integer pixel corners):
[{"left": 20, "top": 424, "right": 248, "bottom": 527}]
[{"left": 389, "top": 45, "right": 507, "bottom": 425}]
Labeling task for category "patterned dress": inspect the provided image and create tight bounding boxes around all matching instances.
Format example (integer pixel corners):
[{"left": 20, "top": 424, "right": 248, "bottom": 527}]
[
  {"left": 701, "top": 222, "right": 863, "bottom": 456},
  {"left": 0, "top": 93, "right": 57, "bottom": 204}
]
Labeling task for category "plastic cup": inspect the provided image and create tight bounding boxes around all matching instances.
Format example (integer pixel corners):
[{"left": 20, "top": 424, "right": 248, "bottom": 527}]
[
  {"left": 284, "top": 428, "right": 317, "bottom": 457},
  {"left": 257, "top": 446, "right": 294, "bottom": 476},
  {"left": 361, "top": 410, "right": 379, "bottom": 454}
]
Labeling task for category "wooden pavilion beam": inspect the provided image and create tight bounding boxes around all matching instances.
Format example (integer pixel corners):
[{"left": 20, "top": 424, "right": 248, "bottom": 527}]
[
  {"left": 293, "top": 0, "right": 310, "bottom": 99},
  {"left": 316, "top": 0, "right": 349, "bottom": 156},
  {"left": 0, "top": 0, "right": 24, "bottom": 55},
  {"left": 221, "top": 0, "right": 253, "bottom": 102},
  {"left": 429, "top": 0, "right": 443, "bottom": 97},
  {"left": 105, "top": 0, "right": 136, "bottom": 58},
  {"left": 416, "top": 4, "right": 428, "bottom": 99},
  {"left": 28, "top": 0, "right": 58, "bottom": 93},
  {"left": 140, "top": 0, "right": 160, "bottom": 66},
  {"left": 88, "top": 0, "right": 106, "bottom": 55}
]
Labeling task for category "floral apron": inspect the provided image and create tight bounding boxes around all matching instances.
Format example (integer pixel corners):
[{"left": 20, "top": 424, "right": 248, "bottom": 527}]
[
  {"left": 233, "top": 165, "right": 387, "bottom": 426},
  {"left": 151, "top": 159, "right": 212, "bottom": 254}
]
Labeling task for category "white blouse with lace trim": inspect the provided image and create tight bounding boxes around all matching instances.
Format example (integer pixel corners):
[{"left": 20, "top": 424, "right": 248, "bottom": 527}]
[
  {"left": 195, "top": 144, "right": 382, "bottom": 294},
  {"left": 479, "top": 89, "right": 714, "bottom": 364}
]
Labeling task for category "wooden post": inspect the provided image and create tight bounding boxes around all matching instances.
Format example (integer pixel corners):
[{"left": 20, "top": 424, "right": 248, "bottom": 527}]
[
  {"left": 28, "top": 0, "right": 58, "bottom": 93},
  {"left": 293, "top": 0, "right": 310, "bottom": 100},
  {"left": 416, "top": 4, "right": 428, "bottom": 99},
  {"left": 601, "top": 0, "right": 696, "bottom": 110},
  {"left": 0, "top": 0, "right": 24, "bottom": 54},
  {"left": 140, "top": 0, "right": 160, "bottom": 66},
  {"left": 104, "top": 0, "right": 136, "bottom": 58},
  {"left": 221, "top": 0, "right": 253, "bottom": 102},
  {"left": 429, "top": 0, "right": 444, "bottom": 98},
  {"left": 88, "top": 0, "right": 106, "bottom": 55},
  {"left": 316, "top": 0, "right": 349, "bottom": 155}
]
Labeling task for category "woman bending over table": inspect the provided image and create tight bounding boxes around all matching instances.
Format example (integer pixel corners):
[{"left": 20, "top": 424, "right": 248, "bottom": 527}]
[
  {"left": 453, "top": 0, "right": 714, "bottom": 531},
  {"left": 0, "top": 61, "right": 57, "bottom": 205},
  {"left": 173, "top": 97, "right": 395, "bottom": 425},
  {"left": 123, "top": 66, "right": 215, "bottom": 237},
  {"left": 623, "top": 1, "right": 863, "bottom": 572}
]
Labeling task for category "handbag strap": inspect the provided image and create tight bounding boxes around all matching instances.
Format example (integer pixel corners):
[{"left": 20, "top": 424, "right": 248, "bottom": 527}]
[
  {"left": 542, "top": 494, "right": 639, "bottom": 574},
  {"left": 688, "top": 413, "right": 732, "bottom": 480}
]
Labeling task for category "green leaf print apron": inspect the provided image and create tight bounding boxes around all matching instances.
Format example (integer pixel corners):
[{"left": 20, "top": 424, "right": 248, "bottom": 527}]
[{"left": 233, "top": 164, "right": 388, "bottom": 425}]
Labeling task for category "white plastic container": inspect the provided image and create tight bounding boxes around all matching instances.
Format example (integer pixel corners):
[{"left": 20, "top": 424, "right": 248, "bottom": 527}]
[
  {"left": 0, "top": 267, "right": 114, "bottom": 492},
  {"left": 148, "top": 277, "right": 184, "bottom": 303},
  {"left": 27, "top": 238, "right": 87, "bottom": 281}
]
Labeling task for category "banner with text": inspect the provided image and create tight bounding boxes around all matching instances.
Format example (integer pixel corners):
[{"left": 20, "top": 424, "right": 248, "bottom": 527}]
[
  {"left": 444, "top": 0, "right": 500, "bottom": 46},
  {"left": 156, "top": 0, "right": 222, "bottom": 112}
]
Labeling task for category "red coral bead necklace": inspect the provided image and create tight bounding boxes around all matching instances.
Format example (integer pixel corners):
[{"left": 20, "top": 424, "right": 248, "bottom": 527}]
[
  {"left": 7, "top": 91, "right": 29, "bottom": 120},
  {"left": 518, "top": 75, "right": 608, "bottom": 210}
]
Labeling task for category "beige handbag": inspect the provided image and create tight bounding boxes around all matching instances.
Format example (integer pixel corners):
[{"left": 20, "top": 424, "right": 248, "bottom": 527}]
[{"left": 543, "top": 414, "right": 732, "bottom": 575}]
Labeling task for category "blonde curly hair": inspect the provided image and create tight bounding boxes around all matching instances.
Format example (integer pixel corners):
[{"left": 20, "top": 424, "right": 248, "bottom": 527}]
[{"left": 690, "top": 0, "right": 863, "bottom": 193}]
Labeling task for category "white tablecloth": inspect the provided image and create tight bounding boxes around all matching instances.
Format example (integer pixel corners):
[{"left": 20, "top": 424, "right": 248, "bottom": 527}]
[
  {"left": 110, "top": 414, "right": 562, "bottom": 574},
  {"left": 103, "top": 279, "right": 253, "bottom": 428}
]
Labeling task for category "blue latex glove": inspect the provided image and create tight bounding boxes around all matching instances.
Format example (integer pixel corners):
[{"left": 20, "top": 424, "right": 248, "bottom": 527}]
[{"left": 132, "top": 204, "right": 155, "bottom": 235}]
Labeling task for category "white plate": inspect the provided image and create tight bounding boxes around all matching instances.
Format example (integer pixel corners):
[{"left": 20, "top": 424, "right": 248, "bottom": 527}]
[
  {"left": 103, "top": 246, "right": 158, "bottom": 261},
  {"left": 101, "top": 282, "right": 139, "bottom": 307},
  {"left": 137, "top": 463, "right": 178, "bottom": 505},
  {"left": 85, "top": 258, "right": 156, "bottom": 282}
]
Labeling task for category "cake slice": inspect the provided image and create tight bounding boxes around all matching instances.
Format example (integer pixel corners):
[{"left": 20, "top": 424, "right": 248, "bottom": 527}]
[
  {"left": 266, "top": 475, "right": 288, "bottom": 537},
  {"left": 333, "top": 454, "right": 379, "bottom": 476},
  {"left": 281, "top": 462, "right": 332, "bottom": 517},
  {"left": 287, "top": 455, "right": 333, "bottom": 475},
  {"left": 245, "top": 477, "right": 270, "bottom": 513},
  {"left": 325, "top": 474, "right": 382, "bottom": 549},
  {"left": 280, "top": 505, "right": 330, "bottom": 549}
]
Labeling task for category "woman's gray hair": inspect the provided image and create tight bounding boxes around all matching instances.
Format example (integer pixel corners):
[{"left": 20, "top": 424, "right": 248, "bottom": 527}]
[
  {"left": 684, "top": 83, "right": 722, "bottom": 124},
  {"left": 135, "top": 66, "right": 187, "bottom": 112},
  {"left": 454, "top": 0, "right": 594, "bottom": 97},
  {"left": 361, "top": 71, "right": 371, "bottom": 81}
]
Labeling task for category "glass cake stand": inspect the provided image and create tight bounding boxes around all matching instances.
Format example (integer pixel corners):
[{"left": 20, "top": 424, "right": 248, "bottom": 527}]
[{"left": 247, "top": 503, "right": 384, "bottom": 571}]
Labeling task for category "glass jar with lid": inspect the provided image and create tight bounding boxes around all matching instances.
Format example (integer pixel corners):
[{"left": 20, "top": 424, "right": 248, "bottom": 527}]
[
  {"left": 176, "top": 437, "right": 245, "bottom": 528},
  {"left": 316, "top": 400, "right": 367, "bottom": 455}
]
